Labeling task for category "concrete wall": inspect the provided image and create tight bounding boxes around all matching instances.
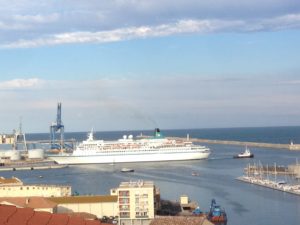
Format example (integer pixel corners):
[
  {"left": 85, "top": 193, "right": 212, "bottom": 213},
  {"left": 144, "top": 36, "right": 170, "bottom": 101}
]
[
  {"left": 34, "top": 207, "right": 57, "bottom": 213},
  {"left": 289, "top": 144, "right": 300, "bottom": 150},
  {"left": 119, "top": 219, "right": 151, "bottom": 225},
  {"left": 56, "top": 202, "right": 118, "bottom": 218}
]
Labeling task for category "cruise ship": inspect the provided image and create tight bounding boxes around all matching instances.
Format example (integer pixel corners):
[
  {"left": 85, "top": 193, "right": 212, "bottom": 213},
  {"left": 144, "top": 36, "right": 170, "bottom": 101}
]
[{"left": 47, "top": 128, "right": 211, "bottom": 165}]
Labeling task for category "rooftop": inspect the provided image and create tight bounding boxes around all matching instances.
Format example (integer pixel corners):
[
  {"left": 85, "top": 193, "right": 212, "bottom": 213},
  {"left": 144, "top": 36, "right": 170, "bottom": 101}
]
[
  {"left": 0, "top": 204, "right": 107, "bottom": 225},
  {"left": 119, "top": 180, "right": 154, "bottom": 189},
  {"left": 150, "top": 216, "right": 213, "bottom": 225},
  {"left": 0, "top": 177, "right": 23, "bottom": 186},
  {"left": 48, "top": 195, "right": 118, "bottom": 204},
  {"left": 0, "top": 197, "right": 57, "bottom": 209}
]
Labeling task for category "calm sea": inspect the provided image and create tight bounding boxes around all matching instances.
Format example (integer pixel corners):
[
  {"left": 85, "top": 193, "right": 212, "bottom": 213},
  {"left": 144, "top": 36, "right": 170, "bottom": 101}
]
[{"left": 2, "top": 126, "right": 300, "bottom": 225}]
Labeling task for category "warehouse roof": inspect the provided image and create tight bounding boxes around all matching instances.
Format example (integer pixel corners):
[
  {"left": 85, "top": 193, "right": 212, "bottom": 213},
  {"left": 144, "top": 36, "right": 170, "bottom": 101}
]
[
  {"left": 0, "top": 177, "right": 23, "bottom": 186},
  {"left": 48, "top": 195, "right": 118, "bottom": 204}
]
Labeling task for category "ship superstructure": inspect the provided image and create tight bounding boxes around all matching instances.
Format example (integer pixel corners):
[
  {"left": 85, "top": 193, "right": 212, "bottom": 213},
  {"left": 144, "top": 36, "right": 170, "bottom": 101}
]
[{"left": 48, "top": 128, "right": 210, "bottom": 165}]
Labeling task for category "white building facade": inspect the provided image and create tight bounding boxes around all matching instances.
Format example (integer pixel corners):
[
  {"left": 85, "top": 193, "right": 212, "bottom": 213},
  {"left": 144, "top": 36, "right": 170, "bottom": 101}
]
[
  {"left": 0, "top": 177, "right": 71, "bottom": 197},
  {"left": 111, "top": 180, "right": 160, "bottom": 225}
]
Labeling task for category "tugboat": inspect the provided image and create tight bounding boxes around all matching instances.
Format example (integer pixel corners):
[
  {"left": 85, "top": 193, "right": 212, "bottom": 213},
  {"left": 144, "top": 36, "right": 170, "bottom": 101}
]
[
  {"left": 207, "top": 199, "right": 227, "bottom": 225},
  {"left": 233, "top": 146, "right": 254, "bottom": 159}
]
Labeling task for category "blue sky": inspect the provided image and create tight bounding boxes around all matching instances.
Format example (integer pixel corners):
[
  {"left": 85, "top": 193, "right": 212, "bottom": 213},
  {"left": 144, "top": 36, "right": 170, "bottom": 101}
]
[{"left": 0, "top": 0, "right": 300, "bottom": 133}]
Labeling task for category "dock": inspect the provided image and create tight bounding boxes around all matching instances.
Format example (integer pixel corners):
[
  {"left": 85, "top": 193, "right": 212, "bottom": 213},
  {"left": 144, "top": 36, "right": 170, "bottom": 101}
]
[
  {"left": 0, "top": 159, "right": 68, "bottom": 171},
  {"left": 168, "top": 137, "right": 300, "bottom": 150},
  {"left": 0, "top": 164, "right": 67, "bottom": 171},
  {"left": 237, "top": 176, "right": 300, "bottom": 196}
]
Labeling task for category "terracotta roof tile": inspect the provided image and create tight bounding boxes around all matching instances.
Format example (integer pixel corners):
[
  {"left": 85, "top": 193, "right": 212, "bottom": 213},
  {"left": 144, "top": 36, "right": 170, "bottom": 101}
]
[
  {"left": 0, "top": 204, "right": 17, "bottom": 223},
  {"left": 0, "top": 197, "right": 57, "bottom": 209},
  {"left": 0, "top": 205, "right": 102, "bottom": 225},
  {"left": 60, "top": 212, "right": 97, "bottom": 220},
  {"left": 27, "top": 211, "right": 52, "bottom": 225},
  {"left": 86, "top": 221, "right": 104, "bottom": 225},
  {"left": 68, "top": 216, "right": 86, "bottom": 225},
  {"left": 47, "top": 214, "right": 70, "bottom": 225},
  {"left": 48, "top": 195, "right": 118, "bottom": 204},
  {"left": 6, "top": 207, "right": 34, "bottom": 225}
]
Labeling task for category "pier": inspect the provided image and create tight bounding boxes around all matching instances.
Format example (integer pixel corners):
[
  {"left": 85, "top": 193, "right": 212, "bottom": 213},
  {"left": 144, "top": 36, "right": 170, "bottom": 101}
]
[
  {"left": 236, "top": 162, "right": 300, "bottom": 196},
  {"left": 169, "top": 137, "right": 300, "bottom": 150},
  {"left": 237, "top": 176, "right": 300, "bottom": 196},
  {"left": 0, "top": 159, "right": 68, "bottom": 171},
  {"left": 0, "top": 164, "right": 67, "bottom": 171}
]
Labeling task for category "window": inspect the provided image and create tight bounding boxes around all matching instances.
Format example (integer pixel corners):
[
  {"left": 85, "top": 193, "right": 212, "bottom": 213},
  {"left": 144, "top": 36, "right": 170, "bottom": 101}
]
[
  {"left": 120, "top": 212, "right": 130, "bottom": 218},
  {"left": 119, "top": 190, "right": 129, "bottom": 197}
]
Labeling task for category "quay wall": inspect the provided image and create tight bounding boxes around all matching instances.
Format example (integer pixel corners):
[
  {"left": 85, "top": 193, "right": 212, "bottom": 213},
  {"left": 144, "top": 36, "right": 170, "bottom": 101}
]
[{"left": 169, "top": 137, "right": 300, "bottom": 151}]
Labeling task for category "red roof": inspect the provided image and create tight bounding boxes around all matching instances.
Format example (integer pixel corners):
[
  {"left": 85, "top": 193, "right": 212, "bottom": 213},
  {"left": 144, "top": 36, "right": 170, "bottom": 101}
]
[
  {"left": 0, "top": 205, "right": 102, "bottom": 225},
  {"left": 0, "top": 204, "right": 17, "bottom": 223},
  {"left": 7, "top": 207, "right": 34, "bottom": 225},
  {"left": 47, "top": 214, "right": 70, "bottom": 225},
  {"left": 27, "top": 211, "right": 52, "bottom": 225},
  {"left": 0, "top": 197, "right": 57, "bottom": 209},
  {"left": 87, "top": 221, "right": 107, "bottom": 225},
  {"left": 68, "top": 216, "right": 86, "bottom": 225}
]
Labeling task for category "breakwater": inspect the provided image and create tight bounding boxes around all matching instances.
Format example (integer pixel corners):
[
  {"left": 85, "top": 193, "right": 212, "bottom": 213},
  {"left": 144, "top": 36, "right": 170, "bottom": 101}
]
[{"left": 169, "top": 137, "right": 300, "bottom": 151}]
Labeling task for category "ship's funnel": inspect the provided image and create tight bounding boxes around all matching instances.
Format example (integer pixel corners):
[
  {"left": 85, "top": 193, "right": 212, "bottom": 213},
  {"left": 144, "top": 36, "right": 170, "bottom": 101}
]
[{"left": 154, "top": 128, "right": 161, "bottom": 138}]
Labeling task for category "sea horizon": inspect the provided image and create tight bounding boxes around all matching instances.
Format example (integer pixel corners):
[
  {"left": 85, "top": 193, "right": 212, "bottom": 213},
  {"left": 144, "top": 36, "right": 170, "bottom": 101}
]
[{"left": 20, "top": 125, "right": 300, "bottom": 145}]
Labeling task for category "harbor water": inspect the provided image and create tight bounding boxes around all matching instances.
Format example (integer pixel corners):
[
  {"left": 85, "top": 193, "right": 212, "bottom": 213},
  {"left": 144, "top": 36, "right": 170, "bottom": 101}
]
[{"left": 1, "top": 127, "right": 300, "bottom": 225}]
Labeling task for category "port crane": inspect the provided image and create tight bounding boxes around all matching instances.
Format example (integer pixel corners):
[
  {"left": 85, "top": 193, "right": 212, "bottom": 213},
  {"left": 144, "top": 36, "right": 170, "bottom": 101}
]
[{"left": 50, "top": 102, "right": 64, "bottom": 149}]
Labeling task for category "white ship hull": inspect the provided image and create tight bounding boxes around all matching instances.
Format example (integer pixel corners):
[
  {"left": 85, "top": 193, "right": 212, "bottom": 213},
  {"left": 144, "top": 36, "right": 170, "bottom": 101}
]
[
  {"left": 48, "top": 128, "right": 211, "bottom": 165},
  {"left": 48, "top": 150, "right": 210, "bottom": 165}
]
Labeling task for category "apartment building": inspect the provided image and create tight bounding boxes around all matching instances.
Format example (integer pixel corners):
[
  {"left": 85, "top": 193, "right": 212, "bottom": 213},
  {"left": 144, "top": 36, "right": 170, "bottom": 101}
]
[{"left": 111, "top": 180, "right": 160, "bottom": 225}]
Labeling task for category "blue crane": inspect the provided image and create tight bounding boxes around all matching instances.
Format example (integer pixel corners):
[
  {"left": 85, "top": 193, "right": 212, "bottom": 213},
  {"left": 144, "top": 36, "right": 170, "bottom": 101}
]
[{"left": 50, "top": 102, "right": 64, "bottom": 149}]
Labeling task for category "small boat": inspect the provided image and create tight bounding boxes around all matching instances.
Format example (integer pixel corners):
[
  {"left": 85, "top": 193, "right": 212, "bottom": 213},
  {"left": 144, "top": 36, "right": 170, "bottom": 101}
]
[
  {"left": 121, "top": 168, "right": 134, "bottom": 173},
  {"left": 233, "top": 147, "right": 254, "bottom": 158},
  {"left": 207, "top": 199, "right": 227, "bottom": 224},
  {"left": 192, "top": 171, "right": 200, "bottom": 176}
]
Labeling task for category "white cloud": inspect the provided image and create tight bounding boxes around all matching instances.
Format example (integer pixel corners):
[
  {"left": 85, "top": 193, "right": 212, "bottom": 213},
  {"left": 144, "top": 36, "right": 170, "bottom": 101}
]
[
  {"left": 13, "top": 13, "right": 59, "bottom": 23},
  {"left": 0, "top": 1, "right": 299, "bottom": 47},
  {"left": 0, "top": 13, "right": 60, "bottom": 31},
  {"left": 1, "top": 12, "right": 300, "bottom": 49},
  {"left": 0, "top": 21, "right": 29, "bottom": 30},
  {"left": 0, "top": 78, "right": 44, "bottom": 90}
]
